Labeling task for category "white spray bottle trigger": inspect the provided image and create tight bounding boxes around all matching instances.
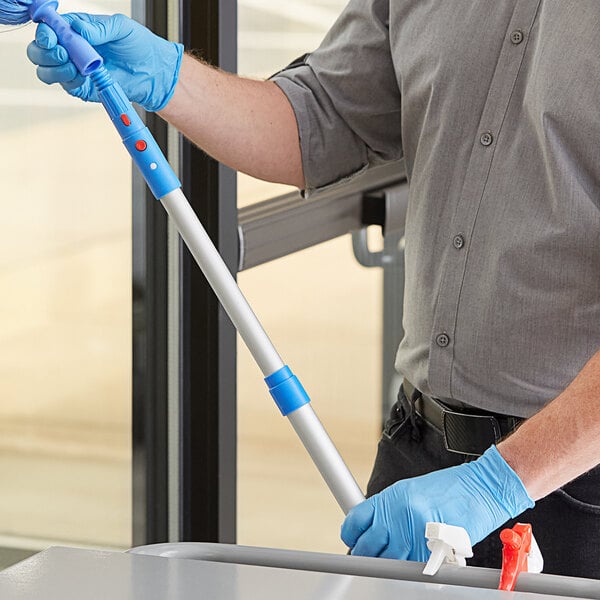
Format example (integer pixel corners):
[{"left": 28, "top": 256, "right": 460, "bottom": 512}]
[
  {"left": 423, "top": 522, "right": 473, "bottom": 576},
  {"left": 527, "top": 533, "right": 544, "bottom": 574}
]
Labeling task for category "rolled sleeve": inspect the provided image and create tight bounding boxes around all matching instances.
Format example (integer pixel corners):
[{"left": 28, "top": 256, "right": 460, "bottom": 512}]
[{"left": 271, "top": 0, "right": 403, "bottom": 195}]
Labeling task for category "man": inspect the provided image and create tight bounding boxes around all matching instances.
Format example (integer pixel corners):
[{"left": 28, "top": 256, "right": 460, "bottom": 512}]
[{"left": 28, "top": 1, "right": 600, "bottom": 578}]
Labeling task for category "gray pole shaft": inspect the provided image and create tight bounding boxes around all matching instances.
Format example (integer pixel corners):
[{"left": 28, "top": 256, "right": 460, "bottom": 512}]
[
  {"left": 288, "top": 404, "right": 365, "bottom": 514},
  {"left": 160, "top": 188, "right": 365, "bottom": 513},
  {"left": 161, "top": 189, "right": 284, "bottom": 375}
]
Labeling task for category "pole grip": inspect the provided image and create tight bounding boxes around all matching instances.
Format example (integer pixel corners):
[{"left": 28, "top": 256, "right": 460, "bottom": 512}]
[
  {"left": 94, "top": 74, "right": 181, "bottom": 198},
  {"left": 32, "top": 1, "right": 103, "bottom": 75}
]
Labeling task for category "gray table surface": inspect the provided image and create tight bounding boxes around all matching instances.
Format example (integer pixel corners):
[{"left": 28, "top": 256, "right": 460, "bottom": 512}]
[{"left": 0, "top": 546, "right": 591, "bottom": 599}]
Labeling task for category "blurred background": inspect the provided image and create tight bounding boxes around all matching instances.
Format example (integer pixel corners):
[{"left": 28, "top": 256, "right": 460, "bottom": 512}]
[{"left": 0, "top": 0, "right": 383, "bottom": 567}]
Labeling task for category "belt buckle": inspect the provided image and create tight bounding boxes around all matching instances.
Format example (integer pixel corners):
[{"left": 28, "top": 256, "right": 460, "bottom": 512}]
[{"left": 442, "top": 410, "right": 502, "bottom": 457}]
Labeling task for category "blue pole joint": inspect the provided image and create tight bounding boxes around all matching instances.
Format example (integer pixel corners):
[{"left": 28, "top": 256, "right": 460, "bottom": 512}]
[
  {"left": 92, "top": 71, "right": 181, "bottom": 199},
  {"left": 265, "top": 366, "right": 310, "bottom": 416}
]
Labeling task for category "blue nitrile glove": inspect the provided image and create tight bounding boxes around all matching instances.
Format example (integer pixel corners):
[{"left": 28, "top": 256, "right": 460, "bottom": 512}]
[
  {"left": 341, "top": 446, "right": 534, "bottom": 561},
  {"left": 26, "top": 13, "right": 183, "bottom": 112}
]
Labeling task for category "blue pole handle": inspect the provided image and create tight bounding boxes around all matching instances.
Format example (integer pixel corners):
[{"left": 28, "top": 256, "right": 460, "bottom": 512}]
[
  {"left": 30, "top": 0, "right": 103, "bottom": 75},
  {"left": 90, "top": 68, "right": 181, "bottom": 199}
]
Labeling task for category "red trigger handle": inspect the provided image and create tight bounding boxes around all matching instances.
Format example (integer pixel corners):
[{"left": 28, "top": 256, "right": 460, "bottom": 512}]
[{"left": 499, "top": 523, "right": 533, "bottom": 592}]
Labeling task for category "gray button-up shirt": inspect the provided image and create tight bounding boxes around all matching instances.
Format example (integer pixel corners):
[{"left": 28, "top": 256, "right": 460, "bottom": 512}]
[{"left": 272, "top": 0, "right": 600, "bottom": 418}]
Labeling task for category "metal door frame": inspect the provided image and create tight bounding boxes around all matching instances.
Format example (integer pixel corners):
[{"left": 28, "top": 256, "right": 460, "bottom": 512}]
[{"left": 132, "top": 0, "right": 238, "bottom": 546}]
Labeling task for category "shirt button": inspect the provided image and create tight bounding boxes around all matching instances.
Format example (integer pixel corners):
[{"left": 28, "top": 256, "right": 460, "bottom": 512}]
[
  {"left": 480, "top": 131, "right": 494, "bottom": 146},
  {"left": 453, "top": 234, "right": 465, "bottom": 250},
  {"left": 510, "top": 29, "right": 524, "bottom": 45},
  {"left": 436, "top": 333, "right": 450, "bottom": 348}
]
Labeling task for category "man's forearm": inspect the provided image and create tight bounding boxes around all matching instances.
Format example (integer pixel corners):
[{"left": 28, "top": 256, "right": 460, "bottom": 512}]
[
  {"left": 498, "top": 349, "right": 600, "bottom": 500},
  {"left": 159, "top": 53, "right": 305, "bottom": 189}
]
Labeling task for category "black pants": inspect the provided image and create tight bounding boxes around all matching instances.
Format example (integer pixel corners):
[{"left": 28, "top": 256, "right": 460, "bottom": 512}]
[{"left": 366, "top": 386, "right": 600, "bottom": 579}]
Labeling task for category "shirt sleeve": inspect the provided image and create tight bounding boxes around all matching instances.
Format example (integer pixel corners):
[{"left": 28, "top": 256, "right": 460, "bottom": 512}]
[{"left": 271, "top": 0, "right": 402, "bottom": 195}]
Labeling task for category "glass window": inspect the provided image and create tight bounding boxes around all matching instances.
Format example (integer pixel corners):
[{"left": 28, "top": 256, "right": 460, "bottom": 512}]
[
  {"left": 0, "top": 0, "right": 132, "bottom": 559},
  {"left": 237, "top": 0, "right": 383, "bottom": 553}
]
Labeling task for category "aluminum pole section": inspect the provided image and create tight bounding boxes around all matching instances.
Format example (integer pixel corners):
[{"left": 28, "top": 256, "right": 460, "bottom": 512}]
[
  {"left": 161, "top": 188, "right": 283, "bottom": 375},
  {"left": 288, "top": 404, "right": 365, "bottom": 513},
  {"left": 160, "top": 188, "right": 365, "bottom": 513}
]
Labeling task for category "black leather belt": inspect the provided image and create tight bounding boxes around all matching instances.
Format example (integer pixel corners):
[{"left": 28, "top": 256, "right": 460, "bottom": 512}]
[{"left": 402, "top": 380, "right": 523, "bottom": 456}]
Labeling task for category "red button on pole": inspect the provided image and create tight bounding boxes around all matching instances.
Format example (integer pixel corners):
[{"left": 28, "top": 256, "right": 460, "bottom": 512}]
[
  {"left": 120, "top": 114, "right": 131, "bottom": 126},
  {"left": 135, "top": 140, "right": 147, "bottom": 152}
]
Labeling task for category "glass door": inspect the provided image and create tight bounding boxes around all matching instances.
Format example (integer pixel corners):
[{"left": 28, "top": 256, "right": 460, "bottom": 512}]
[
  {"left": 0, "top": 0, "right": 133, "bottom": 566},
  {"left": 236, "top": 0, "right": 384, "bottom": 553}
]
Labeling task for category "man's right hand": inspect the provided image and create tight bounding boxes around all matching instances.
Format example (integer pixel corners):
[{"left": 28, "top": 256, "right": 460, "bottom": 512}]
[{"left": 26, "top": 13, "right": 183, "bottom": 112}]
